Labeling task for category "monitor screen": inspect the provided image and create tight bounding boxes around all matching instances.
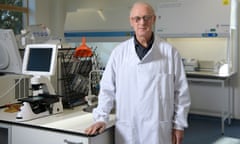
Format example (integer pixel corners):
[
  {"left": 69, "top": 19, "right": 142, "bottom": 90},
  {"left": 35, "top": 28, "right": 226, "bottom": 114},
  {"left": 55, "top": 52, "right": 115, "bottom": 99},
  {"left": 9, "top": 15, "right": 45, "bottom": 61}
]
[
  {"left": 0, "top": 29, "right": 22, "bottom": 74},
  {"left": 27, "top": 48, "right": 52, "bottom": 72},
  {"left": 22, "top": 44, "right": 58, "bottom": 76}
]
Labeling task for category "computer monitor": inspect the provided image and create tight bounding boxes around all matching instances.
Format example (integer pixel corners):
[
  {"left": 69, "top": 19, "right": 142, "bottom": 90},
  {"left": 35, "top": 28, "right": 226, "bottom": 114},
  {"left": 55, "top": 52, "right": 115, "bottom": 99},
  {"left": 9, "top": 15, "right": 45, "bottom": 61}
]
[
  {"left": 0, "top": 29, "right": 22, "bottom": 74},
  {"left": 22, "top": 44, "right": 58, "bottom": 76}
]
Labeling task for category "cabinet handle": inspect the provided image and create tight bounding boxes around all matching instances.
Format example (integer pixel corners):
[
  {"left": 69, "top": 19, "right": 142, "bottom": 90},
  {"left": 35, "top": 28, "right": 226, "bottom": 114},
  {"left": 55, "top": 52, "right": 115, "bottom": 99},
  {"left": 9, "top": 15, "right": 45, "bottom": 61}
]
[{"left": 64, "top": 139, "right": 83, "bottom": 144}]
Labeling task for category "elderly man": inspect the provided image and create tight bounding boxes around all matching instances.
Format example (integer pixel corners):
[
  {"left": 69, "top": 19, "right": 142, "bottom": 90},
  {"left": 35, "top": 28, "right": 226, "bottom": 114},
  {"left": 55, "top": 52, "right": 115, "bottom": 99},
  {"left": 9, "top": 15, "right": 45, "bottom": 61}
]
[{"left": 85, "top": 2, "right": 191, "bottom": 144}]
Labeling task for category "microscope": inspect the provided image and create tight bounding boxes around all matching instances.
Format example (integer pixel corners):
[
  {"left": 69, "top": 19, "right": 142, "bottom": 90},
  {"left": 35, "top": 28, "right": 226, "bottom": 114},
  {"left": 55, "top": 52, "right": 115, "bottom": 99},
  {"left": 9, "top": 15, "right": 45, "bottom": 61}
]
[
  {"left": 16, "top": 76, "right": 63, "bottom": 121},
  {"left": 16, "top": 43, "right": 63, "bottom": 121}
]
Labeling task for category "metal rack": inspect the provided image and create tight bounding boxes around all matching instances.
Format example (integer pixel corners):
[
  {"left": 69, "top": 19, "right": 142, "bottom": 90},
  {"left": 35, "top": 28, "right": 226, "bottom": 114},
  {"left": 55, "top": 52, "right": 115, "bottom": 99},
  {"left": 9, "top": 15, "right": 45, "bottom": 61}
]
[{"left": 57, "top": 47, "right": 102, "bottom": 108}]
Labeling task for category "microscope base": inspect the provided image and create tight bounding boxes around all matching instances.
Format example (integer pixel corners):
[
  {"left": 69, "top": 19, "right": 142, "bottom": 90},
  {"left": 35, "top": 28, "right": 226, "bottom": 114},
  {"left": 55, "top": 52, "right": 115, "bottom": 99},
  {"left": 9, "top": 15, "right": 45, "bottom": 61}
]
[{"left": 16, "top": 101, "right": 63, "bottom": 122}]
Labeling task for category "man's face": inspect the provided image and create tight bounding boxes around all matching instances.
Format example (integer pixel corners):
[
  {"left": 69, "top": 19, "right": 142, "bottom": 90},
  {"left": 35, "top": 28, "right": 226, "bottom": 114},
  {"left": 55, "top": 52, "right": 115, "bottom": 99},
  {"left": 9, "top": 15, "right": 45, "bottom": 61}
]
[{"left": 130, "top": 5, "right": 156, "bottom": 38}]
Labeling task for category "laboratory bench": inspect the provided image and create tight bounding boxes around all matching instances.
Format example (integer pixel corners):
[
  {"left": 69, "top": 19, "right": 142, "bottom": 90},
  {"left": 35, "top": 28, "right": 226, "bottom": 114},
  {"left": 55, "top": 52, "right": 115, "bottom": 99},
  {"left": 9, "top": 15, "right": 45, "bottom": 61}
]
[
  {"left": 186, "top": 71, "right": 236, "bottom": 135},
  {"left": 0, "top": 105, "right": 115, "bottom": 144}
]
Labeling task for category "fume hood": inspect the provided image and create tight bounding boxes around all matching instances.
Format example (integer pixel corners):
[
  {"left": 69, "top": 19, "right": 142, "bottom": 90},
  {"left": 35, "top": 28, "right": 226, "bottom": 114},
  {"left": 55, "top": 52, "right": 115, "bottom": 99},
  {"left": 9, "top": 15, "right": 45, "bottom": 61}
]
[
  {"left": 155, "top": 0, "right": 238, "bottom": 74},
  {"left": 64, "top": 7, "right": 134, "bottom": 42},
  {"left": 155, "top": 0, "right": 238, "bottom": 38}
]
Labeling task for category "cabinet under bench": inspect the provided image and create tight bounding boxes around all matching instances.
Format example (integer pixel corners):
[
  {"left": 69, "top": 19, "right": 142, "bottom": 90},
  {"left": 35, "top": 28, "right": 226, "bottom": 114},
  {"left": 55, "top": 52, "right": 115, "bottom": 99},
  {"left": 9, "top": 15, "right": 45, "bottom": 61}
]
[
  {"left": 11, "top": 124, "right": 114, "bottom": 144},
  {"left": 0, "top": 106, "right": 115, "bottom": 144}
]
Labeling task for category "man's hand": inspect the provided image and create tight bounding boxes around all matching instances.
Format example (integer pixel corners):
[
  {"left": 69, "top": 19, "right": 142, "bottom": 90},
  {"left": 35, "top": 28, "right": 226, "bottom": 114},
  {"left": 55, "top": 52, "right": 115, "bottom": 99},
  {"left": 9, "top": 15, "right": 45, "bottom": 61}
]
[
  {"left": 172, "top": 129, "right": 184, "bottom": 144},
  {"left": 85, "top": 121, "right": 106, "bottom": 135}
]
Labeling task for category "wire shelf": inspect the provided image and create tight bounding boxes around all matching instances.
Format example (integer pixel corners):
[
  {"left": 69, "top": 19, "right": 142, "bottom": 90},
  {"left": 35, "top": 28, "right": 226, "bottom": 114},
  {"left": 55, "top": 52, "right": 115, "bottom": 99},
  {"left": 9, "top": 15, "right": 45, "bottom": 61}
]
[{"left": 57, "top": 47, "right": 102, "bottom": 108}]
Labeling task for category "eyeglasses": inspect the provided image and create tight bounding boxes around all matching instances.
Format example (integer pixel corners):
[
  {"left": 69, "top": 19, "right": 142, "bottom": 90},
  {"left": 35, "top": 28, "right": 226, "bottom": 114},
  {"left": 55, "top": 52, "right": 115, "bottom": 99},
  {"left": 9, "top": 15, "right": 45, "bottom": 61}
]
[{"left": 131, "top": 15, "right": 153, "bottom": 23}]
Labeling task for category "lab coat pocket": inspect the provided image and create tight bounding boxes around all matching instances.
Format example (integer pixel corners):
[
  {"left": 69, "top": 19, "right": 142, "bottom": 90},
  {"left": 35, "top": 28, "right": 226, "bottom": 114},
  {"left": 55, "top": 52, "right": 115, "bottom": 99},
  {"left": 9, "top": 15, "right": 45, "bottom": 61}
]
[
  {"left": 150, "top": 121, "right": 172, "bottom": 144},
  {"left": 115, "top": 121, "right": 135, "bottom": 144}
]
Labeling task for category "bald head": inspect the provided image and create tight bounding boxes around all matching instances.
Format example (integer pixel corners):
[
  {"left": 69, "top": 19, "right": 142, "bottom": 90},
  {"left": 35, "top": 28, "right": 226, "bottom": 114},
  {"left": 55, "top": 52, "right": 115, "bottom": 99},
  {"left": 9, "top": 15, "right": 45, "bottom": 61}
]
[{"left": 130, "top": 2, "right": 155, "bottom": 17}]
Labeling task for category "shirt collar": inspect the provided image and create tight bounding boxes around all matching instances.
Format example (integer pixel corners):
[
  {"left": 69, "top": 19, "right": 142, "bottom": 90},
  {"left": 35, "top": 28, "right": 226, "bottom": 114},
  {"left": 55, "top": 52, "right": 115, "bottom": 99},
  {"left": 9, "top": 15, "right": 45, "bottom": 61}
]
[{"left": 134, "top": 33, "right": 154, "bottom": 49}]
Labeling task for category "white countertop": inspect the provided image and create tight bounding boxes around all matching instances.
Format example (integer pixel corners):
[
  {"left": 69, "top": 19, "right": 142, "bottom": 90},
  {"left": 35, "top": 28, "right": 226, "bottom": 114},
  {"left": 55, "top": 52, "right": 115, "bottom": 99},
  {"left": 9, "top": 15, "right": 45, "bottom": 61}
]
[
  {"left": 0, "top": 105, "right": 115, "bottom": 135},
  {"left": 186, "top": 71, "right": 236, "bottom": 79}
]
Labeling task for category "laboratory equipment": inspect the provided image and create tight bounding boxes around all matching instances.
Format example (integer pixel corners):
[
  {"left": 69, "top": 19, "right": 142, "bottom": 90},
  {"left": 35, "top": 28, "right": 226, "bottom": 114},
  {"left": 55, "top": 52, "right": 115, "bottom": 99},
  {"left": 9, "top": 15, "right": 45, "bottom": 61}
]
[
  {"left": 182, "top": 58, "right": 199, "bottom": 72},
  {"left": 0, "top": 29, "right": 22, "bottom": 74},
  {"left": 84, "top": 70, "right": 103, "bottom": 112},
  {"left": 16, "top": 44, "right": 63, "bottom": 121},
  {"left": 18, "top": 24, "right": 51, "bottom": 48}
]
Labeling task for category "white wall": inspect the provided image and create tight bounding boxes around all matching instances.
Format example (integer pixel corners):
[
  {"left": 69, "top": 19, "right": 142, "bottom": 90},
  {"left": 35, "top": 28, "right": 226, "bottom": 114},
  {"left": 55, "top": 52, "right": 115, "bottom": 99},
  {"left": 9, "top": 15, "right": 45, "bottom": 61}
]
[
  {"left": 29, "top": 0, "right": 50, "bottom": 27},
  {"left": 49, "top": 0, "right": 67, "bottom": 38},
  {"left": 28, "top": 0, "right": 66, "bottom": 38}
]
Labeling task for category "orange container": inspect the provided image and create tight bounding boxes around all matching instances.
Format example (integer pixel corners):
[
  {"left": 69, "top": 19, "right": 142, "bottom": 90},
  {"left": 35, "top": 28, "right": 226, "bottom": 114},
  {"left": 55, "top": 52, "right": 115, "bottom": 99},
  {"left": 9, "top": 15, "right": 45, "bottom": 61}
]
[{"left": 74, "top": 37, "right": 93, "bottom": 57}]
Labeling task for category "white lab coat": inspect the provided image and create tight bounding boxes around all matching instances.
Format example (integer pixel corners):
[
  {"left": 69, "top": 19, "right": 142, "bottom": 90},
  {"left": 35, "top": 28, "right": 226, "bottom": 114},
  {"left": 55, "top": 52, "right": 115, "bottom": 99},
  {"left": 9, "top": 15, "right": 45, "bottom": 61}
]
[{"left": 93, "top": 35, "right": 191, "bottom": 144}]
